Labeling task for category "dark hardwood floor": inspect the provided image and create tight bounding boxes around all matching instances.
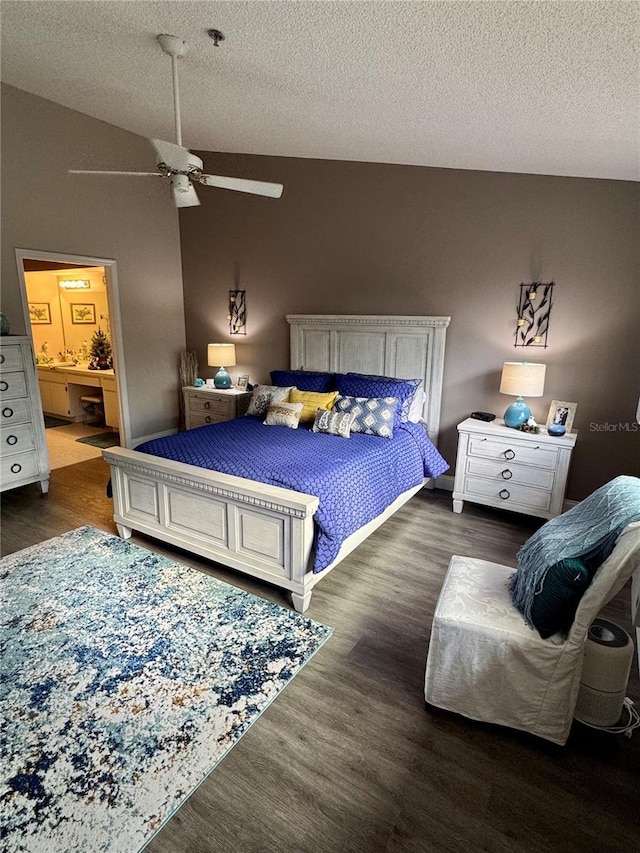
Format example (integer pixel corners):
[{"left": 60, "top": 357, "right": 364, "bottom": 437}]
[{"left": 2, "top": 460, "right": 638, "bottom": 853}]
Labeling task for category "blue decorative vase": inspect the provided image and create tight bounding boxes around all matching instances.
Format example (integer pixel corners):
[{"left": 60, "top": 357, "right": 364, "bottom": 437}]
[
  {"left": 0, "top": 313, "right": 10, "bottom": 336},
  {"left": 548, "top": 424, "right": 566, "bottom": 436},
  {"left": 503, "top": 396, "right": 531, "bottom": 429},
  {"left": 214, "top": 367, "right": 232, "bottom": 389}
]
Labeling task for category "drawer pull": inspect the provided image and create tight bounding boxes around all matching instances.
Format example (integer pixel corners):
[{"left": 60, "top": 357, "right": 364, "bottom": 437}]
[
  {"left": 0, "top": 354, "right": 4, "bottom": 364},
  {"left": 499, "top": 489, "right": 510, "bottom": 500},
  {"left": 503, "top": 449, "right": 515, "bottom": 460},
  {"left": 2, "top": 407, "right": 14, "bottom": 418},
  {"left": 6, "top": 434, "right": 18, "bottom": 446},
  {"left": 203, "top": 401, "right": 211, "bottom": 410},
  {"left": 10, "top": 462, "right": 22, "bottom": 474},
  {"left": 501, "top": 469, "right": 513, "bottom": 480},
  {"left": 0, "top": 381, "right": 8, "bottom": 392},
  {"left": 205, "top": 415, "right": 211, "bottom": 424}
]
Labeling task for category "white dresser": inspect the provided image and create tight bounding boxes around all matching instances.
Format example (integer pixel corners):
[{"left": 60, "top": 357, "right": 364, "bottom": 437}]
[
  {"left": 0, "top": 336, "right": 50, "bottom": 494},
  {"left": 452, "top": 417, "right": 577, "bottom": 519}
]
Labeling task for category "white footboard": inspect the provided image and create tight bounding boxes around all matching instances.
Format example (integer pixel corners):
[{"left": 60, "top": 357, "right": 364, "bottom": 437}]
[
  {"left": 103, "top": 447, "right": 320, "bottom": 610},
  {"left": 103, "top": 447, "right": 427, "bottom": 612}
]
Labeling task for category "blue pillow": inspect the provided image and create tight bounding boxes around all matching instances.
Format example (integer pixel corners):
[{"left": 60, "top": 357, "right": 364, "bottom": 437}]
[
  {"left": 336, "top": 374, "right": 419, "bottom": 425},
  {"left": 333, "top": 394, "right": 398, "bottom": 439},
  {"left": 529, "top": 558, "right": 593, "bottom": 639},
  {"left": 270, "top": 369, "right": 335, "bottom": 392}
]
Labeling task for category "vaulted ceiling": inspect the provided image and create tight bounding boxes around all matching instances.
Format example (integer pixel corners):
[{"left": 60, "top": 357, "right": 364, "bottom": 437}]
[{"left": 1, "top": 1, "right": 637, "bottom": 180}]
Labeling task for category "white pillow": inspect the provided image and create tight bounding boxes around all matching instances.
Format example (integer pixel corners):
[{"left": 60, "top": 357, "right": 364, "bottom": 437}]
[
  {"left": 245, "top": 385, "right": 295, "bottom": 418},
  {"left": 264, "top": 401, "right": 304, "bottom": 429},
  {"left": 407, "top": 383, "right": 426, "bottom": 422}
]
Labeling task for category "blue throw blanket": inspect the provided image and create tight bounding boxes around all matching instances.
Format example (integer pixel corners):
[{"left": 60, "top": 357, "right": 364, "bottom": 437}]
[
  {"left": 136, "top": 417, "right": 449, "bottom": 573},
  {"left": 510, "top": 475, "right": 640, "bottom": 627}
]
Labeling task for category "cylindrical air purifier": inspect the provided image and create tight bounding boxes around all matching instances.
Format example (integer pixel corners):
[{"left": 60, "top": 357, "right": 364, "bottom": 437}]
[{"left": 574, "top": 618, "right": 634, "bottom": 727}]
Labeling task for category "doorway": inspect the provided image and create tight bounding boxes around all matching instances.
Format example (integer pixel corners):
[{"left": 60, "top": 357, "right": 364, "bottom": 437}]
[{"left": 15, "top": 249, "right": 131, "bottom": 471}]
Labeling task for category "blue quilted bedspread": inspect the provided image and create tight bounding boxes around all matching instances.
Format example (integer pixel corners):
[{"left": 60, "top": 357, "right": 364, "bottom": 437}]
[{"left": 136, "top": 417, "right": 449, "bottom": 573}]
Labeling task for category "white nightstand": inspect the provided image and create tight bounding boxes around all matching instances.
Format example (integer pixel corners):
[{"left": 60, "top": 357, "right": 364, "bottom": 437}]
[
  {"left": 452, "top": 417, "right": 577, "bottom": 519},
  {"left": 183, "top": 386, "right": 252, "bottom": 429}
]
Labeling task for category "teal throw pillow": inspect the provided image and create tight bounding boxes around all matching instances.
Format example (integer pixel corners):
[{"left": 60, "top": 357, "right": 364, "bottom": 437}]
[{"left": 530, "top": 557, "right": 592, "bottom": 639}]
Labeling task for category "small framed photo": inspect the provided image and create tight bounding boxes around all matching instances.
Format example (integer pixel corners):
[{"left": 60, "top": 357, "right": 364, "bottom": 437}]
[
  {"left": 70, "top": 303, "right": 96, "bottom": 324},
  {"left": 29, "top": 302, "right": 51, "bottom": 324},
  {"left": 546, "top": 400, "right": 577, "bottom": 432},
  {"left": 236, "top": 374, "right": 249, "bottom": 390}
]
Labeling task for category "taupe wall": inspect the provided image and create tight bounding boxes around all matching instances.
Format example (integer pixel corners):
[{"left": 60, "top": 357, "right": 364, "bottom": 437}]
[
  {"left": 180, "top": 153, "right": 640, "bottom": 500},
  {"left": 1, "top": 85, "right": 185, "bottom": 439}
]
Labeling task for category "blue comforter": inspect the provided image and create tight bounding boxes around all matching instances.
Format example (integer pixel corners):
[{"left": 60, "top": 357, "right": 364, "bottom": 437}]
[{"left": 136, "top": 417, "right": 449, "bottom": 573}]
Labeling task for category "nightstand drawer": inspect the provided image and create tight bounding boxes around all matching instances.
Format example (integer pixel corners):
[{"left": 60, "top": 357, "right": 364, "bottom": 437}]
[
  {"left": 0, "top": 371, "right": 28, "bottom": 399},
  {"left": 189, "top": 411, "right": 230, "bottom": 427},
  {"left": 463, "top": 476, "right": 552, "bottom": 512},
  {"left": 466, "top": 457, "right": 555, "bottom": 490},
  {"left": 468, "top": 436, "right": 558, "bottom": 470},
  {"left": 188, "top": 395, "right": 234, "bottom": 417}
]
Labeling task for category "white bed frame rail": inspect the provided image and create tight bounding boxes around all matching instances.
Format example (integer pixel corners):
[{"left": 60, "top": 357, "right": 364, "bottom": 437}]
[{"left": 104, "top": 315, "right": 450, "bottom": 612}]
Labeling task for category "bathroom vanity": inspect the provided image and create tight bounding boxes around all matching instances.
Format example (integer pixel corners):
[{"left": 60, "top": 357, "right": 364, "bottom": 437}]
[{"left": 37, "top": 364, "right": 120, "bottom": 429}]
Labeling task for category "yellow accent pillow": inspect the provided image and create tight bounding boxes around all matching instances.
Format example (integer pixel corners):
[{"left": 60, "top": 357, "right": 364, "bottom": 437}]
[{"left": 289, "top": 389, "right": 339, "bottom": 423}]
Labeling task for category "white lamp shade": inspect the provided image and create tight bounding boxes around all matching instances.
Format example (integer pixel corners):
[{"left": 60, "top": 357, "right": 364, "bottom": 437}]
[
  {"left": 207, "top": 343, "right": 236, "bottom": 368},
  {"left": 499, "top": 362, "right": 546, "bottom": 397}
]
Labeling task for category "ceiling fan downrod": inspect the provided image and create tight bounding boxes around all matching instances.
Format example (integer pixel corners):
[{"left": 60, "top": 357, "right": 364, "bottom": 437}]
[{"left": 157, "top": 34, "right": 187, "bottom": 147}]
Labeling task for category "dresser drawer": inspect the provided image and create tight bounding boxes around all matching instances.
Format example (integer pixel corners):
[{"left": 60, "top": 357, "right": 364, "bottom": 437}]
[
  {"left": 1, "top": 398, "right": 32, "bottom": 427},
  {"left": 0, "top": 371, "right": 28, "bottom": 399},
  {"left": 468, "top": 436, "right": 558, "bottom": 470},
  {"left": 1, "top": 422, "right": 35, "bottom": 456},
  {"left": 463, "top": 476, "right": 552, "bottom": 512},
  {"left": 0, "top": 345, "right": 25, "bottom": 373},
  {"left": 189, "top": 395, "right": 234, "bottom": 417},
  {"left": 1, "top": 450, "right": 39, "bottom": 484},
  {"left": 465, "top": 457, "right": 556, "bottom": 490}
]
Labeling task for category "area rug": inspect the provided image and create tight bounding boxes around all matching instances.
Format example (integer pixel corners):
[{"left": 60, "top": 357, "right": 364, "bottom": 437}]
[
  {"left": 1, "top": 526, "right": 332, "bottom": 852},
  {"left": 44, "top": 414, "right": 70, "bottom": 428},
  {"left": 75, "top": 431, "right": 120, "bottom": 448}
]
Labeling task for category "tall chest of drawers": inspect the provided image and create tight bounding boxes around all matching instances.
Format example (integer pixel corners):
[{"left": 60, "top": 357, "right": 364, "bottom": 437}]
[
  {"left": 452, "top": 417, "right": 577, "bottom": 520},
  {"left": 0, "top": 336, "right": 50, "bottom": 494}
]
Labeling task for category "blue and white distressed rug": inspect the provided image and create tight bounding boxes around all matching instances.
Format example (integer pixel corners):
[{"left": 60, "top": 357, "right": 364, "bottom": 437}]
[{"left": 1, "top": 526, "right": 332, "bottom": 852}]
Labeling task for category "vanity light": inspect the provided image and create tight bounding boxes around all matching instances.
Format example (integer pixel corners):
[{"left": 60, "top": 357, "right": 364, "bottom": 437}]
[{"left": 58, "top": 279, "right": 91, "bottom": 290}]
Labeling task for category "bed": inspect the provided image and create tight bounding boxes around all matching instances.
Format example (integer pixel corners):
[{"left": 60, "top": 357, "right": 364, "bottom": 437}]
[{"left": 103, "top": 315, "right": 451, "bottom": 611}]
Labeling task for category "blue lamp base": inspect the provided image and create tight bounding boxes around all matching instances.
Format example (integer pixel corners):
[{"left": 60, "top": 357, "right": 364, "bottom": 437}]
[
  {"left": 503, "top": 396, "right": 531, "bottom": 428},
  {"left": 214, "top": 367, "right": 232, "bottom": 389}
]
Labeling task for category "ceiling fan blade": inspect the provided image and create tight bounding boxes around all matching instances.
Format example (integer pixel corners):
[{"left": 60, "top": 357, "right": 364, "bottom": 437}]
[
  {"left": 151, "top": 138, "right": 199, "bottom": 172},
  {"left": 172, "top": 180, "right": 200, "bottom": 208},
  {"left": 199, "top": 174, "right": 284, "bottom": 198},
  {"left": 69, "top": 170, "right": 165, "bottom": 177}
]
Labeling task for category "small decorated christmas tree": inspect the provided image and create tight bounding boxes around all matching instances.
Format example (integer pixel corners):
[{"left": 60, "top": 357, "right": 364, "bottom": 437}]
[{"left": 89, "top": 327, "right": 112, "bottom": 369}]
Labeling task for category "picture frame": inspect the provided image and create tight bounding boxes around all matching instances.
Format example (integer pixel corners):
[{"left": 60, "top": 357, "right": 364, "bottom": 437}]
[
  {"left": 236, "top": 374, "right": 249, "bottom": 390},
  {"left": 28, "top": 303, "right": 51, "bottom": 324},
  {"left": 70, "top": 303, "right": 96, "bottom": 324},
  {"left": 546, "top": 400, "right": 577, "bottom": 432}
]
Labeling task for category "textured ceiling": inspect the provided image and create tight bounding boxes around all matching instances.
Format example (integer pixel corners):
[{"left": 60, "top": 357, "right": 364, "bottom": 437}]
[{"left": 1, "top": 1, "right": 638, "bottom": 180}]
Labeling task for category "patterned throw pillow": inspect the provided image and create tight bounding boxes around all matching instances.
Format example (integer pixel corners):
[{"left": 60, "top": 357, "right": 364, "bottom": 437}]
[
  {"left": 312, "top": 408, "right": 354, "bottom": 438},
  {"left": 289, "top": 389, "right": 339, "bottom": 423},
  {"left": 245, "top": 385, "right": 294, "bottom": 418},
  {"left": 336, "top": 374, "right": 420, "bottom": 424},
  {"left": 333, "top": 394, "right": 399, "bottom": 439},
  {"left": 270, "top": 369, "right": 336, "bottom": 392},
  {"left": 264, "top": 401, "right": 304, "bottom": 429}
]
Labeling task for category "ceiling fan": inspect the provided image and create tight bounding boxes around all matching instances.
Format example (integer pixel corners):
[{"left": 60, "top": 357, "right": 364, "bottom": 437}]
[{"left": 69, "top": 34, "right": 283, "bottom": 208}]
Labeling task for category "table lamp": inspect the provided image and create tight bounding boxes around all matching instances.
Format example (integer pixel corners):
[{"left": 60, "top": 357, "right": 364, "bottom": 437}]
[
  {"left": 207, "top": 343, "right": 236, "bottom": 389},
  {"left": 499, "top": 361, "right": 546, "bottom": 428}
]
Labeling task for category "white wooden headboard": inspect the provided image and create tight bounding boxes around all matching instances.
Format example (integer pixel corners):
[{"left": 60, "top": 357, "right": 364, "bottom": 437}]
[{"left": 287, "top": 314, "right": 450, "bottom": 447}]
